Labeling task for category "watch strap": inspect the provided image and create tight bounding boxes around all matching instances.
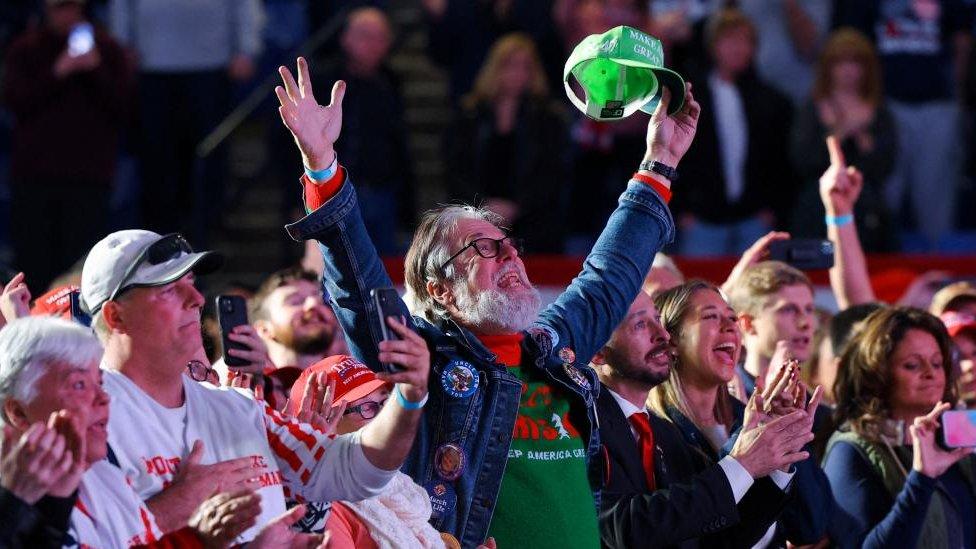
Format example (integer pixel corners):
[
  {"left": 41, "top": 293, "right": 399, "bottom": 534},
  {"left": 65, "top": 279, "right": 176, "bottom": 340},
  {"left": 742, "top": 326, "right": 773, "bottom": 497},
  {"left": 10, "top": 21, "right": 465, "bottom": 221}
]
[{"left": 639, "top": 160, "right": 678, "bottom": 181}]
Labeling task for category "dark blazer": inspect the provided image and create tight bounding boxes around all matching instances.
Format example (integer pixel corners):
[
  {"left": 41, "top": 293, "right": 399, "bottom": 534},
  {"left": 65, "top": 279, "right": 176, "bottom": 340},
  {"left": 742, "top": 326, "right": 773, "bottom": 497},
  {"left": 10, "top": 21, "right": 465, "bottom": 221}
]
[
  {"left": 667, "top": 398, "right": 833, "bottom": 547},
  {"left": 671, "top": 70, "right": 795, "bottom": 226},
  {"left": 597, "top": 386, "right": 786, "bottom": 549}
]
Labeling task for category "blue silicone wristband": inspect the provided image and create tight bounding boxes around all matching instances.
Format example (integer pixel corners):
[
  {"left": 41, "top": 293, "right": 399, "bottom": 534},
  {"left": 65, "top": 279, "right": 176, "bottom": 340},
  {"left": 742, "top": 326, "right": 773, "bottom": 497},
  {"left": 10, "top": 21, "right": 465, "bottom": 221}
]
[
  {"left": 825, "top": 213, "right": 853, "bottom": 227},
  {"left": 394, "top": 384, "right": 428, "bottom": 410},
  {"left": 304, "top": 155, "right": 338, "bottom": 181}
]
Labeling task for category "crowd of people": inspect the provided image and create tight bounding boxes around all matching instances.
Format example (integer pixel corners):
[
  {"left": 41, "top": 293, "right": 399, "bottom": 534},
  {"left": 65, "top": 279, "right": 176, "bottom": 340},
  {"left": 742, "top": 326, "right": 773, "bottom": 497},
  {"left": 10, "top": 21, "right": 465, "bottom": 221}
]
[
  {"left": 3, "top": 1, "right": 976, "bottom": 548},
  {"left": 3, "top": 0, "right": 976, "bottom": 284}
]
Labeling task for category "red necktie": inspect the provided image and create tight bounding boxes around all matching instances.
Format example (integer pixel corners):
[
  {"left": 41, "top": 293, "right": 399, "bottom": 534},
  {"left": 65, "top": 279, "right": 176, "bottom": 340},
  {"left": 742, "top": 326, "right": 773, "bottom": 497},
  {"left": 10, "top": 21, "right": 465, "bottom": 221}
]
[{"left": 629, "top": 412, "right": 656, "bottom": 490}]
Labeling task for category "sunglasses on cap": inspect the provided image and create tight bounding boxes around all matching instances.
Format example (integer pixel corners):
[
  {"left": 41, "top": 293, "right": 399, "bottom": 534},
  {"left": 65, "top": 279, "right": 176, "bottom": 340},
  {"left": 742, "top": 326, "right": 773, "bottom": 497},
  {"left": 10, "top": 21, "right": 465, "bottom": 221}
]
[{"left": 103, "top": 233, "right": 194, "bottom": 307}]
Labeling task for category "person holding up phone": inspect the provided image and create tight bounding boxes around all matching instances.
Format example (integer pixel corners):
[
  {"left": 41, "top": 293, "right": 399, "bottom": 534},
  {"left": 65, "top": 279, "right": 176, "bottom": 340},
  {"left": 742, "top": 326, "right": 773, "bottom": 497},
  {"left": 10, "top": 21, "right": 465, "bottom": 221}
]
[
  {"left": 3, "top": 0, "right": 132, "bottom": 292},
  {"left": 823, "top": 307, "right": 976, "bottom": 548}
]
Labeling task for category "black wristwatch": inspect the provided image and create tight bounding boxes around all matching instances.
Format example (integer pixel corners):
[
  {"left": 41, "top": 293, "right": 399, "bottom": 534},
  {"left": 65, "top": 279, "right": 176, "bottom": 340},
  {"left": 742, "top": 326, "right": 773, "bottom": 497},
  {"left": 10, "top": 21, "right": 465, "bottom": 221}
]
[{"left": 639, "top": 160, "right": 678, "bottom": 181}]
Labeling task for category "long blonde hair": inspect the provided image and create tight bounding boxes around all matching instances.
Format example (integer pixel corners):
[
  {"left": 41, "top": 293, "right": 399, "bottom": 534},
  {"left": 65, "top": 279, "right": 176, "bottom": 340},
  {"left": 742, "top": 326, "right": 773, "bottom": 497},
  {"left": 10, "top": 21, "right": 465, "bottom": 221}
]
[
  {"left": 462, "top": 33, "right": 549, "bottom": 109},
  {"left": 649, "top": 281, "right": 736, "bottom": 448}
]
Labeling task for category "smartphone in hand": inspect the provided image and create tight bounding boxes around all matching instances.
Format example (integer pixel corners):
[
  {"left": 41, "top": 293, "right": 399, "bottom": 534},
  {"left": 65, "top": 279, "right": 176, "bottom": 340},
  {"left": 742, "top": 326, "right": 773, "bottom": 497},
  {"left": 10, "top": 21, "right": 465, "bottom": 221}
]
[
  {"left": 370, "top": 287, "right": 406, "bottom": 374},
  {"left": 938, "top": 410, "right": 976, "bottom": 450},
  {"left": 768, "top": 239, "right": 834, "bottom": 271},
  {"left": 216, "top": 295, "right": 250, "bottom": 367}
]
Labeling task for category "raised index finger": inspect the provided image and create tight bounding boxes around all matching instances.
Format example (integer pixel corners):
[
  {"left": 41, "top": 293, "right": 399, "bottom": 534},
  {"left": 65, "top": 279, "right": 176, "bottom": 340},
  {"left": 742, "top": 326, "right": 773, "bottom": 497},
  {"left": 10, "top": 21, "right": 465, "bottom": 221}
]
[{"left": 826, "top": 135, "right": 846, "bottom": 168}]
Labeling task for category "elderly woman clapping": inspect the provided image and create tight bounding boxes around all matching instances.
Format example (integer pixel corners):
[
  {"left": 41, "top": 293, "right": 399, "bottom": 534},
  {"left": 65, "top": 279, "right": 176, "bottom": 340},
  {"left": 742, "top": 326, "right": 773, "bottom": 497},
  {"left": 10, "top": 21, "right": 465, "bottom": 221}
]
[{"left": 0, "top": 317, "right": 329, "bottom": 548}]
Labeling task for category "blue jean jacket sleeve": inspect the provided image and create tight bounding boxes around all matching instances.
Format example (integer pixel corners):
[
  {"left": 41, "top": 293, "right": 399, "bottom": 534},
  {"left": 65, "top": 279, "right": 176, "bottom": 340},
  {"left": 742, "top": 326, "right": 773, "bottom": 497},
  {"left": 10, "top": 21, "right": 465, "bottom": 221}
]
[
  {"left": 285, "top": 178, "right": 411, "bottom": 369},
  {"left": 535, "top": 179, "right": 674, "bottom": 363},
  {"left": 823, "top": 441, "right": 936, "bottom": 549}
]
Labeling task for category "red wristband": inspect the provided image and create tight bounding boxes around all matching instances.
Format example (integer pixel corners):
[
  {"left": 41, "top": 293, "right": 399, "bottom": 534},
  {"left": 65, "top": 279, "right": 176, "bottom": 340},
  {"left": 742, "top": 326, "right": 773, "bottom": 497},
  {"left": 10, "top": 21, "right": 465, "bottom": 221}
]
[
  {"left": 632, "top": 172, "right": 672, "bottom": 204},
  {"left": 302, "top": 166, "right": 346, "bottom": 212}
]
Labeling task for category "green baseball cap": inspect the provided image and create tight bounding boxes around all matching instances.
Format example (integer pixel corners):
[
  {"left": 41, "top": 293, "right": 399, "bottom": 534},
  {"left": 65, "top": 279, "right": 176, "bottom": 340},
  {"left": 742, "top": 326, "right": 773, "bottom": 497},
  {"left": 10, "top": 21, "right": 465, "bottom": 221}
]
[{"left": 564, "top": 26, "right": 685, "bottom": 121}]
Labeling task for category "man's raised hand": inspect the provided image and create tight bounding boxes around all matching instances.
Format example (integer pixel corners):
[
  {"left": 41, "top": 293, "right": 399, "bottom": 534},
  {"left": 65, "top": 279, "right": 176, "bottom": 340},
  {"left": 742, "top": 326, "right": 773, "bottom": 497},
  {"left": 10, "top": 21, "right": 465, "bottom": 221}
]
[
  {"left": 646, "top": 82, "right": 701, "bottom": 167},
  {"left": 276, "top": 57, "right": 345, "bottom": 173}
]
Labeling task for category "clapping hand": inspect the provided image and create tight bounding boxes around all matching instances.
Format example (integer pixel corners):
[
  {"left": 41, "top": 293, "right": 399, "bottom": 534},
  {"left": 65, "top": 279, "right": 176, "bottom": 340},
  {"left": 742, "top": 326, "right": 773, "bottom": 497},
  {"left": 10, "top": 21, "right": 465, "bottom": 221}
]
[
  {"left": 250, "top": 505, "right": 332, "bottom": 549},
  {"left": 276, "top": 57, "right": 345, "bottom": 173},
  {"left": 292, "top": 372, "right": 347, "bottom": 437},
  {"left": 0, "top": 272, "right": 31, "bottom": 326},
  {"left": 188, "top": 490, "right": 261, "bottom": 547},
  {"left": 0, "top": 419, "right": 76, "bottom": 504}
]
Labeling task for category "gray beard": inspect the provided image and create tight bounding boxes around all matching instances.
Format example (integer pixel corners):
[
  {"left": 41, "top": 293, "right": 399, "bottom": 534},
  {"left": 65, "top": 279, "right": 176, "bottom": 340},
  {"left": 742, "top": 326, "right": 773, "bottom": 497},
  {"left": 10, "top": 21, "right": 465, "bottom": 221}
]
[{"left": 452, "top": 281, "right": 542, "bottom": 335}]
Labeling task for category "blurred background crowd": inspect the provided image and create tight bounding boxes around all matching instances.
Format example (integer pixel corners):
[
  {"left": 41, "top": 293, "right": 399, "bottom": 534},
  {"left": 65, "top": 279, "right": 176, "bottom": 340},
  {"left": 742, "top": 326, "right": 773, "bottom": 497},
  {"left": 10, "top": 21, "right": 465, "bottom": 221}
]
[{"left": 3, "top": 0, "right": 976, "bottom": 297}]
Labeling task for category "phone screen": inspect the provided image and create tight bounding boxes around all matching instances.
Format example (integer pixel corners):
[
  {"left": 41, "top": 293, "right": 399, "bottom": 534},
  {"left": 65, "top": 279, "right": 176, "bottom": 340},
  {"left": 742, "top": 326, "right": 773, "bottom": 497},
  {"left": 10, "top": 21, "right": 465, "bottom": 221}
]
[
  {"left": 68, "top": 23, "right": 94, "bottom": 56},
  {"left": 941, "top": 410, "right": 976, "bottom": 448}
]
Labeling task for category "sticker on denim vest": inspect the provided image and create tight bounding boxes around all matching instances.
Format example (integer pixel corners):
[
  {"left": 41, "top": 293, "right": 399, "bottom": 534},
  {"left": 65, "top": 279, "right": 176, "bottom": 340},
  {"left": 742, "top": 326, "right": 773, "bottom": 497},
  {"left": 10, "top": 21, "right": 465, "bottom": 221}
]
[
  {"left": 424, "top": 480, "right": 457, "bottom": 521},
  {"left": 434, "top": 442, "right": 466, "bottom": 481},
  {"left": 558, "top": 346, "right": 577, "bottom": 364},
  {"left": 526, "top": 325, "right": 559, "bottom": 357},
  {"left": 562, "top": 363, "right": 590, "bottom": 390},
  {"left": 441, "top": 360, "right": 478, "bottom": 398},
  {"left": 440, "top": 533, "right": 462, "bottom": 549}
]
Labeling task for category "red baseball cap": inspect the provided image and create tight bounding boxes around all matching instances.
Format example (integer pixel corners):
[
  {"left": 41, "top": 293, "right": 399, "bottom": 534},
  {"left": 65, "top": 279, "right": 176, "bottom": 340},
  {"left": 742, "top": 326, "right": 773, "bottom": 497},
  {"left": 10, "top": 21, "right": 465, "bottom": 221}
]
[
  {"left": 286, "top": 355, "right": 389, "bottom": 416},
  {"left": 941, "top": 312, "right": 976, "bottom": 338},
  {"left": 30, "top": 285, "right": 78, "bottom": 318}
]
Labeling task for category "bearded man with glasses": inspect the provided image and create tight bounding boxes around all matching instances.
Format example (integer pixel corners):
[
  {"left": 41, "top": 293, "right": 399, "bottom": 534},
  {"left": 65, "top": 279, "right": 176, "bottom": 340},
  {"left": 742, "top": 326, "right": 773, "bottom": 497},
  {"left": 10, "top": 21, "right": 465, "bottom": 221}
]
[{"left": 275, "top": 56, "right": 700, "bottom": 547}]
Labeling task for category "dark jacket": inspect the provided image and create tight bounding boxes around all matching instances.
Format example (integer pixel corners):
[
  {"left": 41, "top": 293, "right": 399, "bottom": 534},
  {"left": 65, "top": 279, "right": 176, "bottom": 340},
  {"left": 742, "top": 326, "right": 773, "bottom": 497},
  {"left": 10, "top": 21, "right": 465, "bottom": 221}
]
[
  {"left": 672, "top": 70, "right": 795, "bottom": 226},
  {"left": 3, "top": 23, "right": 131, "bottom": 184},
  {"left": 0, "top": 487, "right": 75, "bottom": 548},
  {"left": 597, "top": 388, "right": 786, "bottom": 549},
  {"left": 446, "top": 96, "right": 570, "bottom": 252},
  {"left": 665, "top": 398, "right": 834, "bottom": 547}
]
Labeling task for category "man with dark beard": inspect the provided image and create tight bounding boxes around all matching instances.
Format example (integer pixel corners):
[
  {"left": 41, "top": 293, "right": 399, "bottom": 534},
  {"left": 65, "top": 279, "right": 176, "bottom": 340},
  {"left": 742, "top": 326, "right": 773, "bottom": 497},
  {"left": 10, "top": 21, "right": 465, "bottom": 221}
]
[
  {"left": 274, "top": 56, "right": 700, "bottom": 547},
  {"left": 592, "top": 291, "right": 818, "bottom": 548},
  {"left": 251, "top": 267, "right": 348, "bottom": 371}
]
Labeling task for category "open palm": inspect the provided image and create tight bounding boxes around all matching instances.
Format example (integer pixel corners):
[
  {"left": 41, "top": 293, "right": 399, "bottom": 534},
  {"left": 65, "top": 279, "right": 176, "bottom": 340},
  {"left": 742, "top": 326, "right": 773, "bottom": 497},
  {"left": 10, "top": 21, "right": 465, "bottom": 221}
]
[{"left": 276, "top": 57, "right": 345, "bottom": 171}]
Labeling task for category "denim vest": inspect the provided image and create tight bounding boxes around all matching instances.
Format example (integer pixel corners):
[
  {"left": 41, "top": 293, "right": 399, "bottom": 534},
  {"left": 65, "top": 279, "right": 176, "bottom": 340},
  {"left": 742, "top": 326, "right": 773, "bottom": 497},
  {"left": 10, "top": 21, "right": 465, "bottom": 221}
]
[{"left": 285, "top": 172, "right": 674, "bottom": 547}]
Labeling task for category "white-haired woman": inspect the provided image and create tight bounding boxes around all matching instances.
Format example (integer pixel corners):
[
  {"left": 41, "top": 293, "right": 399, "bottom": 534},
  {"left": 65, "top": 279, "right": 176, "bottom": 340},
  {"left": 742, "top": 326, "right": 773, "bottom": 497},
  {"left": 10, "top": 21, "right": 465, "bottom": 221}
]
[{"left": 0, "top": 317, "right": 329, "bottom": 548}]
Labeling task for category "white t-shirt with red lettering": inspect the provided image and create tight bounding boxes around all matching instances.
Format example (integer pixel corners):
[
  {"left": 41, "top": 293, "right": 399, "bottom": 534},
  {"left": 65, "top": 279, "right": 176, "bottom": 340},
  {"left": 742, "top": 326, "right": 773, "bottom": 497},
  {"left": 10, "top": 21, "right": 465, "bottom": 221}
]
[
  {"left": 102, "top": 369, "right": 393, "bottom": 543},
  {"left": 66, "top": 460, "right": 163, "bottom": 548}
]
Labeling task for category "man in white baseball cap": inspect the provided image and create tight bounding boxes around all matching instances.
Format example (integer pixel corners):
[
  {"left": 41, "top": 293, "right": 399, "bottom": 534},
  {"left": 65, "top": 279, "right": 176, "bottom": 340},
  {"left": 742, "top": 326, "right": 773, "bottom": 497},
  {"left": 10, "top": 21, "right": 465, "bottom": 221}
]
[{"left": 81, "top": 229, "right": 430, "bottom": 543}]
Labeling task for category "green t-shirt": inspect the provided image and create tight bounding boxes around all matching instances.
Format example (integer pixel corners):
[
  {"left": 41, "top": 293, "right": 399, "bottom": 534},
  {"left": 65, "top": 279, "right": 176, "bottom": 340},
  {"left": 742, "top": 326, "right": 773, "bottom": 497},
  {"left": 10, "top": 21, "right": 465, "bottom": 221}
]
[{"left": 486, "top": 365, "right": 601, "bottom": 548}]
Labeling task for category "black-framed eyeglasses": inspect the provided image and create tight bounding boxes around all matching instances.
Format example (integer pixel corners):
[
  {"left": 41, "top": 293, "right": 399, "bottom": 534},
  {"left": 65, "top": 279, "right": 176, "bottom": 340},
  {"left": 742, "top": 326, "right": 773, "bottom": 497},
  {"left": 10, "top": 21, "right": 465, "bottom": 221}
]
[
  {"left": 439, "top": 236, "right": 524, "bottom": 273},
  {"left": 342, "top": 397, "right": 389, "bottom": 420},
  {"left": 186, "top": 360, "right": 216, "bottom": 383},
  {"left": 98, "top": 233, "right": 194, "bottom": 312}
]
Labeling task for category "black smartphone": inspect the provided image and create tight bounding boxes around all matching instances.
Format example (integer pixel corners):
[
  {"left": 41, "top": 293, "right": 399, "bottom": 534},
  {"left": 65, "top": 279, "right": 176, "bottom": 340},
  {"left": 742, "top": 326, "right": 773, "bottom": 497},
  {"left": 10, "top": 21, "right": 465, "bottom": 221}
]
[
  {"left": 68, "top": 290, "right": 92, "bottom": 327},
  {"left": 370, "top": 287, "right": 406, "bottom": 373},
  {"left": 768, "top": 239, "right": 834, "bottom": 271},
  {"left": 216, "top": 295, "right": 250, "bottom": 367},
  {"left": 938, "top": 410, "right": 976, "bottom": 450}
]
